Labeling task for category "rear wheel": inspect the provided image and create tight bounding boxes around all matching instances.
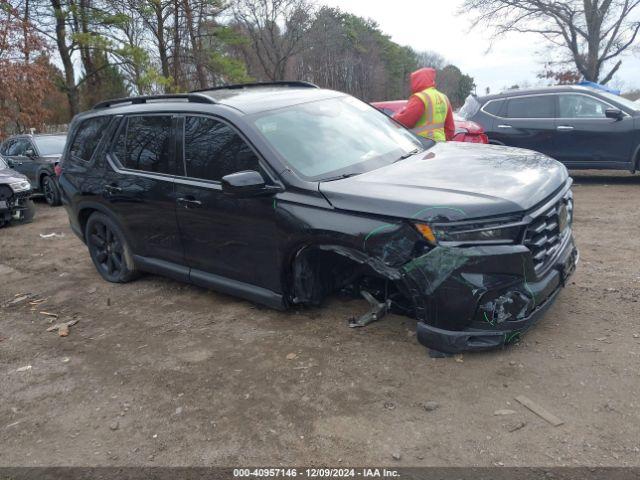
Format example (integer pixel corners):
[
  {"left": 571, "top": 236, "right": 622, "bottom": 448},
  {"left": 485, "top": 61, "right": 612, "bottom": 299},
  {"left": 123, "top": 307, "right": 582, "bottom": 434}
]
[
  {"left": 85, "top": 212, "right": 138, "bottom": 283},
  {"left": 42, "top": 175, "right": 61, "bottom": 206}
]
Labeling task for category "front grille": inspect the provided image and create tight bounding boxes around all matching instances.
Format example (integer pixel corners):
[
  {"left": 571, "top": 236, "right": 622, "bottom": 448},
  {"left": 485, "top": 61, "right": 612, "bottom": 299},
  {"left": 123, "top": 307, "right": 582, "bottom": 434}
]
[
  {"left": 524, "top": 191, "right": 573, "bottom": 274},
  {"left": 0, "top": 186, "right": 31, "bottom": 209},
  {"left": 14, "top": 190, "right": 31, "bottom": 200}
]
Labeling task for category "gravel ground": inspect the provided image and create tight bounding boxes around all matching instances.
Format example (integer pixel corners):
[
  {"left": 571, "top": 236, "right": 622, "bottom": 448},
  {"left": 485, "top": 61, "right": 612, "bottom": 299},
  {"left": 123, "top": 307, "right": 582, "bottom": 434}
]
[{"left": 1, "top": 171, "right": 639, "bottom": 467}]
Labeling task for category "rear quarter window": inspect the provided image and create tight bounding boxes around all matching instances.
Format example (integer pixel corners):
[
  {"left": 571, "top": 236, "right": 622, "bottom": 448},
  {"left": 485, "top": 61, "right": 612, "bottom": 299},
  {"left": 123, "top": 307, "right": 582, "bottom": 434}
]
[
  {"left": 482, "top": 100, "right": 504, "bottom": 116},
  {"left": 69, "top": 116, "right": 111, "bottom": 162}
]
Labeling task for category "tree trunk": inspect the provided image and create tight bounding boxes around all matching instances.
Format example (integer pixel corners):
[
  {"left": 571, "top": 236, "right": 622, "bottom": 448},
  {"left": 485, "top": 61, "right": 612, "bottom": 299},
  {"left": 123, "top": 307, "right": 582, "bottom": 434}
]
[
  {"left": 22, "top": 0, "right": 30, "bottom": 64},
  {"left": 172, "top": 0, "right": 181, "bottom": 90},
  {"left": 182, "top": 0, "right": 207, "bottom": 89},
  {"left": 153, "top": 2, "right": 171, "bottom": 91},
  {"left": 583, "top": 0, "right": 602, "bottom": 82},
  {"left": 50, "top": 0, "right": 79, "bottom": 115}
]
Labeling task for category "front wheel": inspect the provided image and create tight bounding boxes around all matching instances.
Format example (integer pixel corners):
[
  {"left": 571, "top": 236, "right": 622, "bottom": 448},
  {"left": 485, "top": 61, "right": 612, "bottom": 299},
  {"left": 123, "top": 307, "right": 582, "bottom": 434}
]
[
  {"left": 19, "top": 199, "right": 35, "bottom": 223},
  {"left": 42, "top": 175, "right": 61, "bottom": 206},
  {"left": 85, "top": 212, "right": 139, "bottom": 283}
]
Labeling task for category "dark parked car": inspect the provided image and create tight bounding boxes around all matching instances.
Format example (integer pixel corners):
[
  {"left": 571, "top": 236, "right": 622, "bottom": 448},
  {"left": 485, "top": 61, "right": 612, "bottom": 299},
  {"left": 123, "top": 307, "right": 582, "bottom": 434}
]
[
  {"left": 459, "top": 85, "right": 640, "bottom": 171},
  {"left": 0, "top": 133, "right": 67, "bottom": 205},
  {"left": 59, "top": 82, "right": 578, "bottom": 353},
  {"left": 0, "top": 154, "right": 34, "bottom": 228}
]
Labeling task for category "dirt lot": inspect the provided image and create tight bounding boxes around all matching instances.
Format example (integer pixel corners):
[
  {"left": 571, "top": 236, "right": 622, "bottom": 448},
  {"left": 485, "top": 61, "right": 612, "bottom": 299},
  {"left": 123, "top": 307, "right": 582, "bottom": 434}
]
[{"left": 1, "top": 171, "right": 639, "bottom": 467}]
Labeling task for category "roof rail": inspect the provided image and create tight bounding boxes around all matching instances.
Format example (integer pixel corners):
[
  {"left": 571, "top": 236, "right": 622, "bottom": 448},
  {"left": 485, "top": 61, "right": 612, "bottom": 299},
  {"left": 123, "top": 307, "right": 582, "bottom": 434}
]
[
  {"left": 191, "top": 81, "right": 319, "bottom": 93},
  {"left": 93, "top": 93, "right": 216, "bottom": 109}
]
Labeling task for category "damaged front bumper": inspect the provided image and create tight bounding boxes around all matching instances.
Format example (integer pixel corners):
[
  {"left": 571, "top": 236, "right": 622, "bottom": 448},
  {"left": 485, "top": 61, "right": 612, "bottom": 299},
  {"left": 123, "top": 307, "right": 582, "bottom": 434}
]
[
  {"left": 401, "top": 232, "right": 578, "bottom": 353},
  {"left": 0, "top": 189, "right": 32, "bottom": 224}
]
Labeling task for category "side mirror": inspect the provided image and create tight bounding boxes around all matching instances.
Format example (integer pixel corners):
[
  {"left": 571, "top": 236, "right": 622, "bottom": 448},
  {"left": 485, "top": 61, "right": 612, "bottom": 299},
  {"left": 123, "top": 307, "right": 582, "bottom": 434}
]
[
  {"left": 24, "top": 148, "right": 36, "bottom": 157},
  {"left": 7, "top": 159, "right": 22, "bottom": 167},
  {"left": 222, "top": 170, "right": 272, "bottom": 197},
  {"left": 605, "top": 108, "right": 623, "bottom": 120}
]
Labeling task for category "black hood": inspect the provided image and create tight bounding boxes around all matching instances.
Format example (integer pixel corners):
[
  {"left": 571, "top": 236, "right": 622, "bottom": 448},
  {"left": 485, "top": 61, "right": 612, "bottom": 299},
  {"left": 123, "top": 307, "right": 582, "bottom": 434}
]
[
  {"left": 0, "top": 166, "right": 28, "bottom": 184},
  {"left": 40, "top": 154, "right": 62, "bottom": 163},
  {"left": 319, "top": 143, "right": 569, "bottom": 222}
]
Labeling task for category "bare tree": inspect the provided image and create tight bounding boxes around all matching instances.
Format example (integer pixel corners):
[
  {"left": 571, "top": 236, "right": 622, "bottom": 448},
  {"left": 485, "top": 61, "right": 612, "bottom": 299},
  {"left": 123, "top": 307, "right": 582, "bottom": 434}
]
[
  {"left": 463, "top": 0, "right": 640, "bottom": 84},
  {"left": 415, "top": 50, "right": 446, "bottom": 70},
  {"left": 233, "top": 0, "right": 312, "bottom": 81}
]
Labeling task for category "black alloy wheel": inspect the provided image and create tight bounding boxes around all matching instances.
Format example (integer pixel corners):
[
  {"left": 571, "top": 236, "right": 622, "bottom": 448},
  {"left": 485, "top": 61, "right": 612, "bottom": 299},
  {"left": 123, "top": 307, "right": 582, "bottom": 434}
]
[
  {"left": 42, "top": 175, "right": 61, "bottom": 206},
  {"left": 85, "top": 213, "right": 138, "bottom": 283}
]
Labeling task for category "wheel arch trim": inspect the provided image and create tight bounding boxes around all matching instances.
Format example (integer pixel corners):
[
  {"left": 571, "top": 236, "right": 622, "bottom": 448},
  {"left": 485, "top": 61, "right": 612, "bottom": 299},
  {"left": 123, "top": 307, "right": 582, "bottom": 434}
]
[
  {"left": 76, "top": 201, "right": 135, "bottom": 247},
  {"left": 631, "top": 143, "right": 640, "bottom": 173}
]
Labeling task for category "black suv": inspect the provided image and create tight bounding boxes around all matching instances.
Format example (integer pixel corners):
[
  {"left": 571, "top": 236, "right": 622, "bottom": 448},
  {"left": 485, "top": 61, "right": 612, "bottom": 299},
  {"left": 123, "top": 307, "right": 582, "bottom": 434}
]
[
  {"left": 0, "top": 133, "right": 67, "bottom": 205},
  {"left": 59, "top": 82, "right": 578, "bottom": 353},
  {"left": 459, "top": 85, "right": 640, "bottom": 171}
]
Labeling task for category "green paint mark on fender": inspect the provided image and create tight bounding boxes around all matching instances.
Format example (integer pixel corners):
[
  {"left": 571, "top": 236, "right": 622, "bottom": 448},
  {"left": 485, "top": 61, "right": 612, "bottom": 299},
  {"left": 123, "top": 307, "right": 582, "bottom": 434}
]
[
  {"left": 504, "top": 331, "right": 521, "bottom": 344},
  {"left": 483, "top": 311, "right": 496, "bottom": 327},
  {"left": 363, "top": 223, "right": 395, "bottom": 249}
]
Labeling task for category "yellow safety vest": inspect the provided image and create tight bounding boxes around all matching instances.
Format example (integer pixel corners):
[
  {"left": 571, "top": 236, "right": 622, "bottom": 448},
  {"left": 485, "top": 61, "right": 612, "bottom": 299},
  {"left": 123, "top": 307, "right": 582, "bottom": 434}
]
[{"left": 412, "top": 88, "right": 449, "bottom": 142}]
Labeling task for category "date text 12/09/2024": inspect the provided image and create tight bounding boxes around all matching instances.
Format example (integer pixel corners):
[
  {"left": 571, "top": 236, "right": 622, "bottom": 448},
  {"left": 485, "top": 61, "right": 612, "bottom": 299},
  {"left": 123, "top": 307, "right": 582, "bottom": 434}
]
[{"left": 233, "top": 468, "right": 400, "bottom": 478}]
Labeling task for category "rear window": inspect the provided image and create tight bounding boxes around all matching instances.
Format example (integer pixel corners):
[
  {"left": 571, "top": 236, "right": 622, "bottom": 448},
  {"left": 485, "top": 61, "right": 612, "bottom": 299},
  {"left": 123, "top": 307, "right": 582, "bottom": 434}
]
[
  {"left": 505, "top": 96, "right": 555, "bottom": 118},
  {"left": 458, "top": 95, "right": 482, "bottom": 119},
  {"left": 34, "top": 135, "right": 67, "bottom": 156},
  {"left": 69, "top": 118, "right": 110, "bottom": 162}
]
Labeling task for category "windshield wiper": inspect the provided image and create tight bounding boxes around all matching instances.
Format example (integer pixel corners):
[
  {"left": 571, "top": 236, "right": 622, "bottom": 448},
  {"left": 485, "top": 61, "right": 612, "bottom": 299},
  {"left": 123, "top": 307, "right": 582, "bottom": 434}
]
[
  {"left": 321, "top": 172, "right": 360, "bottom": 182},
  {"left": 395, "top": 148, "right": 423, "bottom": 162}
]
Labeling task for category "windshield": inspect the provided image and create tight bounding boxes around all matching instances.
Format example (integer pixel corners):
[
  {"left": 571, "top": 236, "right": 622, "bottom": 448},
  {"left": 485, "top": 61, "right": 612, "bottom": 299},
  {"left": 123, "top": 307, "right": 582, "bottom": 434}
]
[
  {"left": 0, "top": 156, "right": 7, "bottom": 169},
  {"left": 252, "top": 96, "right": 424, "bottom": 181},
  {"left": 595, "top": 90, "right": 640, "bottom": 112},
  {"left": 457, "top": 95, "right": 481, "bottom": 120},
  {"left": 33, "top": 135, "right": 66, "bottom": 156}
]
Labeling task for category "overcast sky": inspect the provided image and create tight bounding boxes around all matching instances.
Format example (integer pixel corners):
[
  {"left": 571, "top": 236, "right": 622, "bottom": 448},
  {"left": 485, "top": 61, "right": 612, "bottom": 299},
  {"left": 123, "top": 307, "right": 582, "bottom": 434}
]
[{"left": 321, "top": 0, "right": 640, "bottom": 95}]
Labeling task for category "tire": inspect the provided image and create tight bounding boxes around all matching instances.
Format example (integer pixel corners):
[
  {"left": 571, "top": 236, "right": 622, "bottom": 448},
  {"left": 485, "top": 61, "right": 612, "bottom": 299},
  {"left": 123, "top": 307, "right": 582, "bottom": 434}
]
[
  {"left": 0, "top": 185, "right": 12, "bottom": 228},
  {"left": 85, "top": 212, "right": 139, "bottom": 283},
  {"left": 42, "top": 175, "right": 61, "bottom": 206},
  {"left": 19, "top": 199, "right": 35, "bottom": 224}
]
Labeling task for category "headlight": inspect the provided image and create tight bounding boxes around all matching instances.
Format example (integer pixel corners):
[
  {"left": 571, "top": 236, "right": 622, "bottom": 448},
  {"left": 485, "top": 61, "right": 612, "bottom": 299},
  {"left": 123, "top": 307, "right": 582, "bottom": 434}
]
[
  {"left": 415, "top": 220, "right": 523, "bottom": 246},
  {"left": 9, "top": 181, "right": 31, "bottom": 193}
]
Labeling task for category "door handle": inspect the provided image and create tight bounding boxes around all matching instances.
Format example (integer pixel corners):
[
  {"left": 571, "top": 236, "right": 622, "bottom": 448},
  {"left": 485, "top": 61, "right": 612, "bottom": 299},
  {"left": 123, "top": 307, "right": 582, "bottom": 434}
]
[
  {"left": 556, "top": 125, "right": 574, "bottom": 131},
  {"left": 497, "top": 124, "right": 512, "bottom": 129},
  {"left": 177, "top": 197, "right": 202, "bottom": 208},
  {"left": 103, "top": 184, "right": 122, "bottom": 194}
]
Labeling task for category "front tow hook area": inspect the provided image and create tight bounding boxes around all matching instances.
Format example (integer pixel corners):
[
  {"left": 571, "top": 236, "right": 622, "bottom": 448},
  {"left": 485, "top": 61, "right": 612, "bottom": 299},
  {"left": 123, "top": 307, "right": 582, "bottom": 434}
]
[
  {"left": 417, "top": 286, "right": 562, "bottom": 354},
  {"left": 559, "top": 248, "right": 579, "bottom": 286},
  {"left": 348, "top": 290, "right": 391, "bottom": 328}
]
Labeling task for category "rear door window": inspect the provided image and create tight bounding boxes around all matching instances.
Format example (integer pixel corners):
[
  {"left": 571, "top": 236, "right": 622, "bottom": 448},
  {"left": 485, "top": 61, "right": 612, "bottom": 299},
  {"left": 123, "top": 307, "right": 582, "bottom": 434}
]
[
  {"left": 69, "top": 117, "right": 111, "bottom": 162},
  {"left": 505, "top": 96, "right": 555, "bottom": 118},
  {"left": 112, "top": 116, "right": 176, "bottom": 175},
  {"left": 183, "top": 116, "right": 260, "bottom": 182}
]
